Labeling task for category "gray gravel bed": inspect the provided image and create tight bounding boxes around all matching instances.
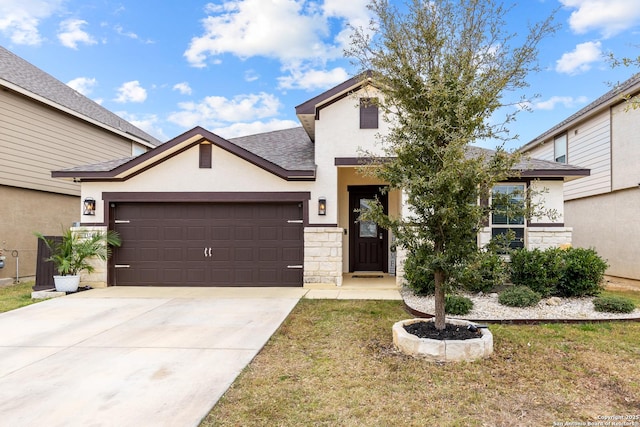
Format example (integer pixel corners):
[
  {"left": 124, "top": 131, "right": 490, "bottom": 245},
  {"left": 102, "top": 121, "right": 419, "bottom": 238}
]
[{"left": 401, "top": 287, "right": 640, "bottom": 320}]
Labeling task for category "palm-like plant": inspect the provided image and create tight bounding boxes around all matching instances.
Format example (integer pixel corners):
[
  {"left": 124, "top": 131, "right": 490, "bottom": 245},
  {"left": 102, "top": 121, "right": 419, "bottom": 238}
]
[{"left": 36, "top": 229, "right": 121, "bottom": 276}]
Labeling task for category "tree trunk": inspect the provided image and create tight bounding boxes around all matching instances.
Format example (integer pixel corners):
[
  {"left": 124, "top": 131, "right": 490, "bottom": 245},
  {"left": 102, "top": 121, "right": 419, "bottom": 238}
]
[{"left": 434, "top": 269, "right": 446, "bottom": 330}]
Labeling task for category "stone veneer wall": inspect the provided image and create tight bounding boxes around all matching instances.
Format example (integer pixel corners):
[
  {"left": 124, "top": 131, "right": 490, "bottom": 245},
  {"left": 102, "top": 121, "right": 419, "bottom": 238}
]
[
  {"left": 526, "top": 227, "right": 573, "bottom": 250},
  {"left": 72, "top": 226, "right": 110, "bottom": 288},
  {"left": 478, "top": 227, "right": 573, "bottom": 250},
  {"left": 303, "top": 227, "right": 343, "bottom": 286}
]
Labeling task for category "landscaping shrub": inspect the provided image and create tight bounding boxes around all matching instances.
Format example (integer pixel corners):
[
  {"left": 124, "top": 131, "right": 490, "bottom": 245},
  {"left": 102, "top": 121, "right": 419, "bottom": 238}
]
[
  {"left": 509, "top": 248, "right": 562, "bottom": 297},
  {"left": 555, "top": 248, "right": 608, "bottom": 297},
  {"left": 509, "top": 247, "right": 608, "bottom": 298},
  {"left": 457, "top": 251, "right": 507, "bottom": 294},
  {"left": 445, "top": 295, "right": 474, "bottom": 315},
  {"left": 498, "top": 286, "right": 541, "bottom": 308},
  {"left": 593, "top": 296, "right": 636, "bottom": 314},
  {"left": 403, "top": 249, "right": 435, "bottom": 295}
]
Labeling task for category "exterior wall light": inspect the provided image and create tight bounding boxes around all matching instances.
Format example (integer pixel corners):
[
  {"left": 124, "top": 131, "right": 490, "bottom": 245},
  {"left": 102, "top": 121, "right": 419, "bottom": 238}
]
[
  {"left": 318, "top": 197, "right": 327, "bottom": 216},
  {"left": 83, "top": 197, "right": 96, "bottom": 216}
]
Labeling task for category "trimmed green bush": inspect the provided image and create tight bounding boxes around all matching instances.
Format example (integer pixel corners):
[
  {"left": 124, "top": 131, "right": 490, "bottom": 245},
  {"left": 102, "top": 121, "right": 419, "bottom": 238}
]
[
  {"left": 403, "top": 249, "right": 435, "bottom": 295},
  {"left": 458, "top": 251, "right": 507, "bottom": 294},
  {"left": 556, "top": 248, "right": 608, "bottom": 297},
  {"left": 498, "top": 286, "right": 541, "bottom": 308},
  {"left": 445, "top": 294, "right": 474, "bottom": 315},
  {"left": 509, "top": 248, "right": 562, "bottom": 297},
  {"left": 509, "top": 247, "right": 608, "bottom": 298},
  {"left": 593, "top": 296, "right": 636, "bottom": 314}
]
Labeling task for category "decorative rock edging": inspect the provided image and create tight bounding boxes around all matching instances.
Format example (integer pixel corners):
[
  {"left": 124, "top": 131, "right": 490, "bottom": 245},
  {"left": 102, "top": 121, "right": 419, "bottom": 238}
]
[
  {"left": 403, "top": 301, "right": 640, "bottom": 325},
  {"left": 392, "top": 318, "right": 493, "bottom": 362}
]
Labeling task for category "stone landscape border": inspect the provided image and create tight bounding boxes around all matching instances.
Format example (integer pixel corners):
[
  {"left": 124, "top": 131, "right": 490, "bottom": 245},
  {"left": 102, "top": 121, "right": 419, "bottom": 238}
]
[{"left": 403, "top": 302, "right": 640, "bottom": 325}]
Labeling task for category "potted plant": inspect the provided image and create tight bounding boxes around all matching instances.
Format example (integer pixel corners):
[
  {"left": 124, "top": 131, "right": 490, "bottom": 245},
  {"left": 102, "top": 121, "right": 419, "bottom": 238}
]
[{"left": 36, "top": 228, "right": 121, "bottom": 292}]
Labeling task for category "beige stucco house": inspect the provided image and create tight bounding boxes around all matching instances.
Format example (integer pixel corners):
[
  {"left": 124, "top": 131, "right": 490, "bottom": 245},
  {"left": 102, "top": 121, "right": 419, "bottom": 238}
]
[
  {"left": 0, "top": 45, "right": 161, "bottom": 285},
  {"left": 54, "top": 75, "right": 588, "bottom": 288},
  {"left": 521, "top": 73, "right": 640, "bottom": 281}
]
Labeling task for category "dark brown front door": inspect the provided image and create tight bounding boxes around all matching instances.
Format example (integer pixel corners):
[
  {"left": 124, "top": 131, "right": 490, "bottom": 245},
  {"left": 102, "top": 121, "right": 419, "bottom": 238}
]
[
  {"left": 111, "top": 202, "right": 303, "bottom": 287},
  {"left": 348, "top": 186, "right": 388, "bottom": 272}
]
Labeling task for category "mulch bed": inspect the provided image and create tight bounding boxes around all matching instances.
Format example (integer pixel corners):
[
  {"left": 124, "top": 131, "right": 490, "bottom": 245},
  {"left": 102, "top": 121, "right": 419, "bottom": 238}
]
[{"left": 404, "top": 321, "right": 482, "bottom": 340}]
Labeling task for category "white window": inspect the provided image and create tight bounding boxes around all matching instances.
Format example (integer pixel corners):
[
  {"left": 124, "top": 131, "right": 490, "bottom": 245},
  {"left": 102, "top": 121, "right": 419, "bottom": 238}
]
[
  {"left": 554, "top": 134, "right": 567, "bottom": 163},
  {"left": 491, "top": 184, "right": 525, "bottom": 249}
]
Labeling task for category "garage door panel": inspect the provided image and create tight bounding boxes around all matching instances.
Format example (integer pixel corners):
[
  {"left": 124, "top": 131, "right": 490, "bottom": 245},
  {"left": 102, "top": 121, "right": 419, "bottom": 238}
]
[
  {"left": 259, "top": 227, "right": 277, "bottom": 240},
  {"left": 259, "top": 248, "right": 277, "bottom": 261},
  {"left": 113, "top": 202, "right": 303, "bottom": 287},
  {"left": 235, "top": 227, "right": 253, "bottom": 240},
  {"left": 234, "top": 247, "right": 253, "bottom": 261}
]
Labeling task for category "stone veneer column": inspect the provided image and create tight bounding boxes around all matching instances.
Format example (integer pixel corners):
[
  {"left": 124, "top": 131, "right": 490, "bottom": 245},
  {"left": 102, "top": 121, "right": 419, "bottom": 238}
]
[
  {"left": 303, "top": 227, "right": 343, "bottom": 286},
  {"left": 72, "top": 225, "right": 110, "bottom": 288}
]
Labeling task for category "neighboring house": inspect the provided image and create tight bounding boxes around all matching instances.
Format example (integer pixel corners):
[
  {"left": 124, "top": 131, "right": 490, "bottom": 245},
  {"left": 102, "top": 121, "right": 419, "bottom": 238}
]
[
  {"left": 521, "top": 73, "right": 640, "bottom": 281},
  {"left": 0, "top": 45, "right": 161, "bottom": 285},
  {"left": 53, "top": 75, "right": 588, "bottom": 288}
]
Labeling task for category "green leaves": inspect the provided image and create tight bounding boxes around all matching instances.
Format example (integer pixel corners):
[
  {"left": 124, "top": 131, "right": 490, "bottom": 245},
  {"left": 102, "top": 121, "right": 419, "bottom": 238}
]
[{"left": 35, "top": 229, "right": 121, "bottom": 276}]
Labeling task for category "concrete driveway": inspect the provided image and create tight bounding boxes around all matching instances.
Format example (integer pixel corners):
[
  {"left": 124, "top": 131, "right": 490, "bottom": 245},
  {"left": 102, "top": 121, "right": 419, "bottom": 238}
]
[{"left": 0, "top": 287, "right": 305, "bottom": 427}]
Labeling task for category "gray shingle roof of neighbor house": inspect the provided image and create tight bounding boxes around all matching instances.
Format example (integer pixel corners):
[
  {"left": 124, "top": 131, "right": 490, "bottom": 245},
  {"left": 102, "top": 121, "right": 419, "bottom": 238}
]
[
  {"left": 0, "top": 45, "right": 161, "bottom": 147},
  {"left": 466, "top": 146, "right": 590, "bottom": 180},
  {"left": 520, "top": 72, "right": 640, "bottom": 152}
]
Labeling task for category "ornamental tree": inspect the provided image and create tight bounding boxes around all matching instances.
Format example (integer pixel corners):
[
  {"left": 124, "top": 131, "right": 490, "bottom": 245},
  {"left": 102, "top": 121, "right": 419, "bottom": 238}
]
[{"left": 347, "top": 0, "right": 556, "bottom": 329}]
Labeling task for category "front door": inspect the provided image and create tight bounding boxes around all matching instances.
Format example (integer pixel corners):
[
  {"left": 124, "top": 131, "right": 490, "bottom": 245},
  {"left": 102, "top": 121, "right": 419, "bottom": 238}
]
[{"left": 348, "top": 186, "right": 388, "bottom": 272}]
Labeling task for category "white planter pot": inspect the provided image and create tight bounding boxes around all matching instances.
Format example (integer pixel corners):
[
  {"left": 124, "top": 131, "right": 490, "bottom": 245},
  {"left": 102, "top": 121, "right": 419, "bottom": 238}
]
[{"left": 53, "top": 275, "right": 80, "bottom": 292}]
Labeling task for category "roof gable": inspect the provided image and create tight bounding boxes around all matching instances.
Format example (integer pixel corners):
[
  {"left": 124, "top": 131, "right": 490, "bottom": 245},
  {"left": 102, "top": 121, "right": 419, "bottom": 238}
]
[
  {"left": 0, "top": 45, "right": 161, "bottom": 147},
  {"left": 53, "top": 126, "right": 316, "bottom": 182}
]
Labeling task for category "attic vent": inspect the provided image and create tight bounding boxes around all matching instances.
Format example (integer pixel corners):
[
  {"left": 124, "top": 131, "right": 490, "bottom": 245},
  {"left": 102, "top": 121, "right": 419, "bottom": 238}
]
[
  {"left": 360, "top": 97, "right": 378, "bottom": 129},
  {"left": 200, "top": 143, "right": 212, "bottom": 168}
]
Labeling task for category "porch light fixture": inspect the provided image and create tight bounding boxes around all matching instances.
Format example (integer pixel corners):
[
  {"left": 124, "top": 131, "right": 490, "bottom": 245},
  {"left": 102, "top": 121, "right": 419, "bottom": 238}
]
[
  {"left": 83, "top": 197, "right": 96, "bottom": 216},
  {"left": 318, "top": 197, "right": 327, "bottom": 216}
]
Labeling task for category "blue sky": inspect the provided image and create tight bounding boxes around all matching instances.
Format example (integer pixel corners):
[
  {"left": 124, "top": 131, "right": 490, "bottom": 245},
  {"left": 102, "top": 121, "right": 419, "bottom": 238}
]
[{"left": 1, "top": 0, "right": 639, "bottom": 151}]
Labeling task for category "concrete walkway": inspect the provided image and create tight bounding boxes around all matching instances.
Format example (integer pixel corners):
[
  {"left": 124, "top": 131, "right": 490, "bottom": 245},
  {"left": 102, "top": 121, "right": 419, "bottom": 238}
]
[{"left": 0, "top": 287, "right": 306, "bottom": 427}]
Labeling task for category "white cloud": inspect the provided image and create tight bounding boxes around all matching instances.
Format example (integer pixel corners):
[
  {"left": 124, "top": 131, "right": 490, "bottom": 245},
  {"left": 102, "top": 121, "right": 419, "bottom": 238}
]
[
  {"left": 168, "top": 92, "right": 282, "bottom": 129},
  {"left": 556, "top": 41, "right": 602, "bottom": 75},
  {"left": 115, "top": 81, "right": 147, "bottom": 103},
  {"left": 244, "top": 69, "right": 260, "bottom": 82},
  {"left": 560, "top": 0, "right": 640, "bottom": 38},
  {"left": 173, "top": 82, "right": 192, "bottom": 95},
  {"left": 114, "top": 24, "right": 153, "bottom": 44},
  {"left": 117, "top": 112, "right": 168, "bottom": 141},
  {"left": 67, "top": 77, "right": 97, "bottom": 95},
  {"left": 58, "top": 19, "right": 97, "bottom": 49},
  {"left": 213, "top": 119, "right": 300, "bottom": 138},
  {"left": 184, "top": 0, "right": 371, "bottom": 68},
  {"left": 278, "top": 66, "right": 349, "bottom": 91},
  {"left": 528, "top": 95, "right": 590, "bottom": 111},
  {"left": 0, "top": 0, "right": 64, "bottom": 45}
]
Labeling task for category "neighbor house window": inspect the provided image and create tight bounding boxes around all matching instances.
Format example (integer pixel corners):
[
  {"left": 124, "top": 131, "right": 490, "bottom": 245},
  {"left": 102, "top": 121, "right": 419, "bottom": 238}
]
[
  {"left": 491, "top": 184, "right": 525, "bottom": 249},
  {"left": 554, "top": 134, "right": 567, "bottom": 163},
  {"left": 199, "top": 143, "right": 212, "bottom": 168},
  {"left": 360, "top": 97, "right": 378, "bottom": 129}
]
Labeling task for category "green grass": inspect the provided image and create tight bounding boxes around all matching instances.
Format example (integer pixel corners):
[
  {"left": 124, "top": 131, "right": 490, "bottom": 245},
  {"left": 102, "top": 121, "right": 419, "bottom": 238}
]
[
  {"left": 0, "top": 281, "right": 38, "bottom": 313},
  {"left": 203, "top": 290, "right": 640, "bottom": 427}
]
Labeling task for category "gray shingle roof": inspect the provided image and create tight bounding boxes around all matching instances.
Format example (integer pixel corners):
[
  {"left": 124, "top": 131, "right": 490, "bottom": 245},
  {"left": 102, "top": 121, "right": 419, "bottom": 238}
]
[
  {"left": 0, "top": 45, "right": 161, "bottom": 146},
  {"left": 467, "top": 146, "right": 589, "bottom": 176},
  {"left": 228, "top": 126, "right": 315, "bottom": 171}
]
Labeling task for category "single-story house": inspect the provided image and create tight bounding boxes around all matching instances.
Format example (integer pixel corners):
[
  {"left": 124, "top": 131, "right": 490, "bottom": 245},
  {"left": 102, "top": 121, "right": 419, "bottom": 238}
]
[
  {"left": 521, "top": 73, "right": 640, "bottom": 281},
  {"left": 53, "top": 75, "right": 589, "bottom": 288},
  {"left": 0, "top": 45, "right": 160, "bottom": 285}
]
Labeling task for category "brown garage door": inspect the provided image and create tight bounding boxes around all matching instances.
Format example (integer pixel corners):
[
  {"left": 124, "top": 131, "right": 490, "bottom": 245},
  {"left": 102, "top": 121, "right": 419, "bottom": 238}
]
[{"left": 111, "top": 202, "right": 304, "bottom": 287}]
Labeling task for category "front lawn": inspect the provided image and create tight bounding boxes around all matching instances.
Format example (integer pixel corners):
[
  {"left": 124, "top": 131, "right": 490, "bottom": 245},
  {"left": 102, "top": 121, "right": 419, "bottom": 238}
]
[
  {"left": 0, "top": 281, "right": 38, "bottom": 313},
  {"left": 203, "top": 296, "right": 640, "bottom": 426}
]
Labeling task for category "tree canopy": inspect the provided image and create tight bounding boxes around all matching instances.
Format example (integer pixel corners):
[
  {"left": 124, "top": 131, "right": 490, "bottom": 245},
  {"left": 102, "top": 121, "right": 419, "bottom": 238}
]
[{"left": 348, "top": 0, "right": 556, "bottom": 329}]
